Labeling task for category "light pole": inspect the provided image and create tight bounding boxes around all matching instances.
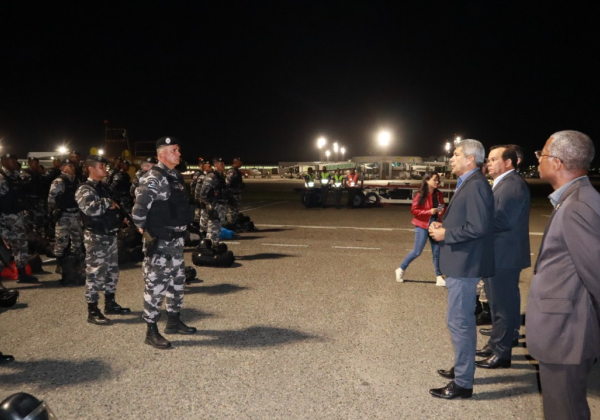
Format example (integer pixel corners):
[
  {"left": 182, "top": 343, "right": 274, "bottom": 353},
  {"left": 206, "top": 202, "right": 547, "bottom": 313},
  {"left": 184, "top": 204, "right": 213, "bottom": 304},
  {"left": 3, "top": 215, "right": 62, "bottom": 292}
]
[
  {"left": 317, "top": 136, "right": 326, "bottom": 162},
  {"left": 377, "top": 130, "right": 391, "bottom": 179},
  {"left": 453, "top": 135, "right": 461, "bottom": 148},
  {"left": 333, "top": 142, "right": 339, "bottom": 162},
  {"left": 341, "top": 147, "right": 346, "bottom": 161},
  {"left": 325, "top": 150, "right": 331, "bottom": 162}
]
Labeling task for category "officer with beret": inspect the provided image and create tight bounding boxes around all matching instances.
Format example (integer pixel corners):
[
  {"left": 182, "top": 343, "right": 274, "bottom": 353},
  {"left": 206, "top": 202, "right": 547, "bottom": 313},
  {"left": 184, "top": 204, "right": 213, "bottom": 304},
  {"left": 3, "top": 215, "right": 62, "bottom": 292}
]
[
  {"left": 130, "top": 156, "right": 158, "bottom": 200},
  {"left": 133, "top": 136, "right": 196, "bottom": 350},
  {"left": 0, "top": 153, "right": 38, "bottom": 283},
  {"left": 76, "top": 155, "right": 130, "bottom": 325},
  {"left": 194, "top": 159, "right": 213, "bottom": 237},
  {"left": 225, "top": 157, "right": 245, "bottom": 224},
  {"left": 48, "top": 158, "right": 83, "bottom": 282},
  {"left": 199, "top": 157, "right": 227, "bottom": 244}
]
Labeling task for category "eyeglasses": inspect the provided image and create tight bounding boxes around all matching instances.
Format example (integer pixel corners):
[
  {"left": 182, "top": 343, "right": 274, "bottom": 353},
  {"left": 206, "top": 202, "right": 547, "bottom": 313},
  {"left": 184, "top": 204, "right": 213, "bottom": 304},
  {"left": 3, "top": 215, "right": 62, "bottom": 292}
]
[{"left": 534, "top": 150, "right": 561, "bottom": 162}]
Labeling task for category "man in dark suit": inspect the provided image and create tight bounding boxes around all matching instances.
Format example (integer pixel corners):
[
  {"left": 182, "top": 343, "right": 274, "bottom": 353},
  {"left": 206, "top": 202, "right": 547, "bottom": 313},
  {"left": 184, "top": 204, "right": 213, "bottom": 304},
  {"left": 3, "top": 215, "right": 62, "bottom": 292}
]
[
  {"left": 475, "top": 145, "right": 530, "bottom": 368},
  {"left": 428, "top": 139, "right": 495, "bottom": 399},
  {"left": 527, "top": 130, "right": 600, "bottom": 420}
]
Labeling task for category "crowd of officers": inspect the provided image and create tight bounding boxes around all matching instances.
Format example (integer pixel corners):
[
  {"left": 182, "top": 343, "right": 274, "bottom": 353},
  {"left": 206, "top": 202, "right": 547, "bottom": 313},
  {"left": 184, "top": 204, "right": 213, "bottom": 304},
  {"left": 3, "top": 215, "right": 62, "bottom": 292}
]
[
  {"left": 304, "top": 165, "right": 362, "bottom": 208},
  {"left": 0, "top": 139, "right": 246, "bottom": 353}
]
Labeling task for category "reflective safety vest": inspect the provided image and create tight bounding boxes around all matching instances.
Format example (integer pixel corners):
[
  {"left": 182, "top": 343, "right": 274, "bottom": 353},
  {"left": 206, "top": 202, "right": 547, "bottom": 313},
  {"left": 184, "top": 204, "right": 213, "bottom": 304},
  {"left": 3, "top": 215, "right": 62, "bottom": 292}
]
[
  {"left": 304, "top": 173, "right": 315, "bottom": 188},
  {"left": 333, "top": 174, "right": 344, "bottom": 188},
  {"left": 320, "top": 171, "right": 330, "bottom": 185},
  {"left": 347, "top": 173, "right": 359, "bottom": 187}
]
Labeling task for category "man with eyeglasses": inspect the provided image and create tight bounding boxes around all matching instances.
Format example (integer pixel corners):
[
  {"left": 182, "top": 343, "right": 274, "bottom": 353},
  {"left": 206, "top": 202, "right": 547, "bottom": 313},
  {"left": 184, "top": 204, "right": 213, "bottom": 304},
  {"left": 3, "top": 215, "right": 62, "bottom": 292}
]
[{"left": 527, "top": 130, "right": 600, "bottom": 420}]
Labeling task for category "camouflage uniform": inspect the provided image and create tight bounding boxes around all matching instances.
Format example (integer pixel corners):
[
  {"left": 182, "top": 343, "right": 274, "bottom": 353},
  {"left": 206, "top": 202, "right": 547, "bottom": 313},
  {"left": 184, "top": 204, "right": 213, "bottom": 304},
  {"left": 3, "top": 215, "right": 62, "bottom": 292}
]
[
  {"left": 48, "top": 173, "right": 82, "bottom": 258},
  {"left": 111, "top": 170, "right": 133, "bottom": 213},
  {"left": 199, "top": 170, "right": 227, "bottom": 244},
  {"left": 20, "top": 167, "right": 47, "bottom": 236},
  {"left": 194, "top": 170, "right": 209, "bottom": 232},
  {"left": 133, "top": 162, "right": 193, "bottom": 323},
  {"left": 0, "top": 167, "right": 30, "bottom": 269},
  {"left": 225, "top": 166, "right": 244, "bottom": 224},
  {"left": 76, "top": 180, "right": 121, "bottom": 304},
  {"left": 130, "top": 169, "right": 145, "bottom": 200}
]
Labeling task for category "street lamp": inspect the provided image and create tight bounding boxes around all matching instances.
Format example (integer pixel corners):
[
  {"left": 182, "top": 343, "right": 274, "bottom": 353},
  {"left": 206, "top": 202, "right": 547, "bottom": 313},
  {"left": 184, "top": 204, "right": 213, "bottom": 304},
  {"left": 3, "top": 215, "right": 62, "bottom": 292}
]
[
  {"left": 341, "top": 147, "right": 346, "bottom": 161},
  {"left": 57, "top": 146, "right": 67, "bottom": 154},
  {"left": 98, "top": 149, "right": 104, "bottom": 156},
  {"left": 377, "top": 130, "right": 391, "bottom": 179},
  {"left": 453, "top": 135, "right": 461, "bottom": 147},
  {"left": 333, "top": 142, "right": 339, "bottom": 162},
  {"left": 317, "top": 136, "right": 327, "bottom": 161},
  {"left": 325, "top": 150, "right": 331, "bottom": 162}
]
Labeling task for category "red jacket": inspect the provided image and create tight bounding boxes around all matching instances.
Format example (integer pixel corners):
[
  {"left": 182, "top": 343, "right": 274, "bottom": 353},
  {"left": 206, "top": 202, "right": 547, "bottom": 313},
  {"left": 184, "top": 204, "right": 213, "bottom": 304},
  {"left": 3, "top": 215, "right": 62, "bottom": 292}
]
[{"left": 410, "top": 190, "right": 446, "bottom": 229}]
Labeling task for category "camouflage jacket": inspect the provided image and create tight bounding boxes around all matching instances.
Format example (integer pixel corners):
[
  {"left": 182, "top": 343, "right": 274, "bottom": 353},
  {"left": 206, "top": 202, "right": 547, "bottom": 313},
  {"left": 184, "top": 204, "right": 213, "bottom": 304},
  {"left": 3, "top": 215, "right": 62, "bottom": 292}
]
[
  {"left": 130, "top": 169, "right": 146, "bottom": 199},
  {"left": 0, "top": 166, "right": 20, "bottom": 198},
  {"left": 199, "top": 170, "right": 226, "bottom": 205},
  {"left": 48, "top": 173, "right": 79, "bottom": 210},
  {"left": 226, "top": 167, "right": 244, "bottom": 193},
  {"left": 75, "top": 180, "right": 114, "bottom": 217},
  {"left": 132, "top": 162, "right": 186, "bottom": 231},
  {"left": 193, "top": 171, "right": 209, "bottom": 202}
]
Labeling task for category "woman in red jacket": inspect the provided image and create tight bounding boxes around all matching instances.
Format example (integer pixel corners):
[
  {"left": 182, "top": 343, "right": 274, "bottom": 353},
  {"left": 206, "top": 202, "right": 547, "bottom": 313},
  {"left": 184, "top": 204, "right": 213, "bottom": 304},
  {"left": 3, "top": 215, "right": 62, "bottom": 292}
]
[{"left": 395, "top": 172, "right": 446, "bottom": 286}]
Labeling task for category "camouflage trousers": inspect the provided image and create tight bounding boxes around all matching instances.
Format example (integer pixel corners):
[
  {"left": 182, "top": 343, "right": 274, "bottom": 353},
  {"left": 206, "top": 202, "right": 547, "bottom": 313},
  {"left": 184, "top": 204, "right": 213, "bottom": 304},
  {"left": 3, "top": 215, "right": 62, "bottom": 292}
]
[
  {"left": 24, "top": 197, "right": 48, "bottom": 236},
  {"left": 207, "top": 203, "right": 226, "bottom": 244},
  {"left": 199, "top": 208, "right": 208, "bottom": 232},
  {"left": 83, "top": 230, "right": 119, "bottom": 304},
  {"left": 0, "top": 212, "right": 29, "bottom": 268},
  {"left": 142, "top": 237, "right": 185, "bottom": 323},
  {"left": 54, "top": 211, "right": 83, "bottom": 257},
  {"left": 477, "top": 279, "right": 487, "bottom": 303},
  {"left": 226, "top": 194, "right": 241, "bottom": 224}
]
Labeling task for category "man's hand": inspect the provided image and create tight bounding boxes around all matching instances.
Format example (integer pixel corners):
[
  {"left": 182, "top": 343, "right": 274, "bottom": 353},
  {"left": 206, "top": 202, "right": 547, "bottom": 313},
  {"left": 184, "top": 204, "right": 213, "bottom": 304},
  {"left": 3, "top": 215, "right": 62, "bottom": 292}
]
[
  {"left": 429, "top": 223, "right": 446, "bottom": 242},
  {"left": 110, "top": 200, "right": 119, "bottom": 209},
  {"left": 138, "top": 227, "right": 143, "bottom": 235}
]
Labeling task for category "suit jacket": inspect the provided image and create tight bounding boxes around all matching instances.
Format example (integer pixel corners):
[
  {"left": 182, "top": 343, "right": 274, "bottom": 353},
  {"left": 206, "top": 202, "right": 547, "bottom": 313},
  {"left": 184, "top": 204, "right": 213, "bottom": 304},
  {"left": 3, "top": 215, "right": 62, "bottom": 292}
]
[
  {"left": 492, "top": 170, "right": 531, "bottom": 270},
  {"left": 439, "top": 169, "right": 495, "bottom": 278},
  {"left": 526, "top": 177, "right": 600, "bottom": 364}
]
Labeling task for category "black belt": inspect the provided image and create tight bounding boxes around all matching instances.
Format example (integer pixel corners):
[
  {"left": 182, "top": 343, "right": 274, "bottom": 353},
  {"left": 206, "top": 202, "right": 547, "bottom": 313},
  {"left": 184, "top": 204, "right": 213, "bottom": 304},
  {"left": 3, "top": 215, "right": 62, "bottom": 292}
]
[{"left": 64, "top": 208, "right": 79, "bottom": 213}]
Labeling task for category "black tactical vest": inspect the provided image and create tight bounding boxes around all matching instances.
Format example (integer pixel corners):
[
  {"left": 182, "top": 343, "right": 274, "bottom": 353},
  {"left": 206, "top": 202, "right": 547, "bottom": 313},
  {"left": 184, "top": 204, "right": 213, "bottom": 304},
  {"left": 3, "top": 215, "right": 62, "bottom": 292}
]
[
  {"left": 114, "top": 171, "right": 131, "bottom": 194},
  {"left": 22, "top": 169, "right": 44, "bottom": 197},
  {"left": 79, "top": 180, "right": 123, "bottom": 235},
  {"left": 0, "top": 170, "right": 26, "bottom": 214},
  {"left": 58, "top": 174, "right": 79, "bottom": 209},
  {"left": 228, "top": 167, "right": 243, "bottom": 189}
]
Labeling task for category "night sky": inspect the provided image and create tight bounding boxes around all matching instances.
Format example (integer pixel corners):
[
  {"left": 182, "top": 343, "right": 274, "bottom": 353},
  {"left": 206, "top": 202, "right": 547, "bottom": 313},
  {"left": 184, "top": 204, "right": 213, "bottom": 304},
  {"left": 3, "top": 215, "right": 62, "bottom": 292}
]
[{"left": 1, "top": 1, "right": 598, "bottom": 166}]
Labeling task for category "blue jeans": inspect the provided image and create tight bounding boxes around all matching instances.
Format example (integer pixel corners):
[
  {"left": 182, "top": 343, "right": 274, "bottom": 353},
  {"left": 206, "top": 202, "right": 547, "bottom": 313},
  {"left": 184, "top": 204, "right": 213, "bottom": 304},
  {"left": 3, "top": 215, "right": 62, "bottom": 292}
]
[{"left": 400, "top": 225, "right": 441, "bottom": 276}]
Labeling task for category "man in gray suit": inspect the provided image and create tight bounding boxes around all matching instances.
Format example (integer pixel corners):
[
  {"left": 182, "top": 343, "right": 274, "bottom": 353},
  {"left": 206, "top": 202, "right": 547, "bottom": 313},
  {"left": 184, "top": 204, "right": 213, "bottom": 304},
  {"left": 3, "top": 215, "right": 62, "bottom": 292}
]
[
  {"left": 428, "top": 139, "right": 495, "bottom": 399},
  {"left": 475, "top": 145, "right": 530, "bottom": 368},
  {"left": 527, "top": 130, "right": 600, "bottom": 420}
]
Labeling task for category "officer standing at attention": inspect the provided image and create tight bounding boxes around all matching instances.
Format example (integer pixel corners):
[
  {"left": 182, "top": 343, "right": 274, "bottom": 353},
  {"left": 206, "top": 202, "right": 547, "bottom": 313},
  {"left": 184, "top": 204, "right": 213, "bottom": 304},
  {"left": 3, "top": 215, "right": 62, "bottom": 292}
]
[
  {"left": 48, "top": 158, "right": 83, "bottom": 277},
  {"left": 194, "top": 159, "right": 213, "bottom": 238},
  {"left": 225, "top": 157, "right": 245, "bottom": 224},
  {"left": 346, "top": 168, "right": 361, "bottom": 209},
  {"left": 319, "top": 165, "right": 331, "bottom": 208},
  {"left": 76, "top": 155, "right": 130, "bottom": 325},
  {"left": 0, "top": 154, "right": 38, "bottom": 283},
  {"left": 110, "top": 159, "right": 133, "bottom": 212},
  {"left": 69, "top": 151, "right": 86, "bottom": 183},
  {"left": 332, "top": 169, "right": 344, "bottom": 209},
  {"left": 133, "top": 136, "right": 196, "bottom": 350},
  {"left": 21, "top": 157, "right": 47, "bottom": 237},
  {"left": 130, "top": 156, "right": 157, "bottom": 201},
  {"left": 199, "top": 157, "right": 227, "bottom": 245},
  {"left": 106, "top": 156, "right": 122, "bottom": 186}
]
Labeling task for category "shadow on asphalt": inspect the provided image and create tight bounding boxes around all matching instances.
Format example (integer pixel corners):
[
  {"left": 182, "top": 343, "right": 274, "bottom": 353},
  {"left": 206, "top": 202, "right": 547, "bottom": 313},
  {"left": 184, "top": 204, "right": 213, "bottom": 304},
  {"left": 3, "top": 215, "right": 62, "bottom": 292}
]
[
  {"left": 171, "top": 326, "right": 319, "bottom": 348},
  {"left": 0, "top": 359, "right": 112, "bottom": 389},
  {"left": 253, "top": 228, "right": 292, "bottom": 233},
  {"left": 472, "top": 385, "right": 539, "bottom": 400},
  {"left": 236, "top": 253, "right": 295, "bottom": 261},
  {"left": 184, "top": 283, "right": 248, "bottom": 295},
  {"left": 401, "top": 279, "right": 439, "bottom": 285},
  {"left": 235, "top": 235, "right": 265, "bottom": 240},
  {"left": 109, "top": 308, "right": 214, "bottom": 324}
]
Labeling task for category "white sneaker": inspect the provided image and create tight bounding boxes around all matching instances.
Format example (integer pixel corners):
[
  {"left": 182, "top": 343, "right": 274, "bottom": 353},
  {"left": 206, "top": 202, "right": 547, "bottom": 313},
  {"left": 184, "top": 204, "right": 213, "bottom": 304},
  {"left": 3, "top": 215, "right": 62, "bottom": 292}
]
[
  {"left": 436, "top": 275, "right": 446, "bottom": 287},
  {"left": 395, "top": 268, "right": 405, "bottom": 283}
]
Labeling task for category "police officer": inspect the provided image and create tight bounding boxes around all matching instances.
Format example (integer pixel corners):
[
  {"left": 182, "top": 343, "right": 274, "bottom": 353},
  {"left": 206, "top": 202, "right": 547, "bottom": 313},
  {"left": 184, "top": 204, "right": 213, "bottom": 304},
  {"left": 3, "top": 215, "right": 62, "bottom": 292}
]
[
  {"left": 110, "top": 159, "right": 133, "bottom": 213},
  {"left": 133, "top": 136, "right": 196, "bottom": 350},
  {"left": 332, "top": 169, "right": 344, "bottom": 209},
  {"left": 76, "top": 155, "right": 130, "bottom": 325},
  {"left": 0, "top": 154, "right": 38, "bottom": 283},
  {"left": 48, "top": 158, "right": 83, "bottom": 279},
  {"left": 346, "top": 167, "right": 361, "bottom": 209},
  {"left": 106, "top": 156, "right": 122, "bottom": 186},
  {"left": 319, "top": 165, "right": 331, "bottom": 208},
  {"left": 130, "top": 156, "right": 157, "bottom": 201},
  {"left": 43, "top": 156, "right": 63, "bottom": 185},
  {"left": 225, "top": 157, "right": 245, "bottom": 224},
  {"left": 194, "top": 159, "right": 212, "bottom": 237},
  {"left": 69, "top": 151, "right": 86, "bottom": 183},
  {"left": 199, "top": 157, "right": 227, "bottom": 245},
  {"left": 21, "top": 157, "right": 47, "bottom": 236}
]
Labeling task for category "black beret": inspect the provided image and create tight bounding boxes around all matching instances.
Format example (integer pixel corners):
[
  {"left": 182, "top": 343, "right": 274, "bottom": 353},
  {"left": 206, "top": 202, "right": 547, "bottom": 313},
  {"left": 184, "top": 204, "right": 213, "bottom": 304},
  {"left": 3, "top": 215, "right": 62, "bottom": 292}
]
[
  {"left": 85, "top": 155, "right": 109, "bottom": 164},
  {"left": 69, "top": 150, "right": 81, "bottom": 156},
  {"left": 122, "top": 159, "right": 131, "bottom": 165},
  {"left": 144, "top": 156, "right": 158, "bottom": 164},
  {"left": 28, "top": 157, "right": 39, "bottom": 162},
  {"left": 61, "top": 158, "right": 75, "bottom": 167},
  {"left": 0, "top": 153, "right": 18, "bottom": 160},
  {"left": 212, "top": 157, "right": 224, "bottom": 165},
  {"left": 233, "top": 157, "right": 242, "bottom": 161},
  {"left": 156, "top": 136, "right": 180, "bottom": 148}
]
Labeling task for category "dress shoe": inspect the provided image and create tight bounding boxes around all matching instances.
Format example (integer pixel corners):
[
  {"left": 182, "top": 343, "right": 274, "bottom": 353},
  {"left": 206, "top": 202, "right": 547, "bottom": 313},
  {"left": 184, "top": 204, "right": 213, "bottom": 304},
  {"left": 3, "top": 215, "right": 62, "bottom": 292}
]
[
  {"left": 476, "top": 304, "right": 491, "bottom": 325},
  {"left": 479, "top": 327, "right": 493, "bottom": 336},
  {"left": 475, "top": 354, "right": 511, "bottom": 369},
  {"left": 476, "top": 343, "right": 493, "bottom": 357},
  {"left": 0, "top": 352, "right": 15, "bottom": 363},
  {"left": 429, "top": 381, "right": 473, "bottom": 399},
  {"left": 437, "top": 367, "right": 455, "bottom": 379}
]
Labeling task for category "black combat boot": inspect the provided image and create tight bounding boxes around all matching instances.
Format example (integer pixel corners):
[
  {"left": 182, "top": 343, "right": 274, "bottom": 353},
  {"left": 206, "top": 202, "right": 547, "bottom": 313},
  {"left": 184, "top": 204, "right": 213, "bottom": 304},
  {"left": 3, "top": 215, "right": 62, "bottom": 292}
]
[
  {"left": 104, "top": 293, "right": 131, "bottom": 315},
  {"left": 164, "top": 312, "right": 197, "bottom": 335},
  {"left": 55, "top": 255, "right": 63, "bottom": 274},
  {"left": 476, "top": 302, "right": 492, "bottom": 326},
  {"left": 145, "top": 322, "right": 172, "bottom": 349},
  {"left": 87, "top": 302, "right": 110, "bottom": 325},
  {"left": 16, "top": 267, "right": 38, "bottom": 283}
]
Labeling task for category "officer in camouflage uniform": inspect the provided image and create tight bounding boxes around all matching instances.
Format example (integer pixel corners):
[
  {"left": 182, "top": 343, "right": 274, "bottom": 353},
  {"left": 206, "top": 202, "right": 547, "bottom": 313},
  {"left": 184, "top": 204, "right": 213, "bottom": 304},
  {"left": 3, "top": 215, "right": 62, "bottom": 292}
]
[
  {"left": 225, "top": 157, "right": 245, "bottom": 224},
  {"left": 199, "top": 157, "right": 227, "bottom": 245},
  {"left": 110, "top": 159, "right": 133, "bottom": 213},
  {"left": 77, "top": 155, "right": 131, "bottom": 325},
  {"left": 130, "top": 156, "right": 157, "bottom": 201},
  {"left": 21, "top": 157, "right": 47, "bottom": 237},
  {"left": 133, "top": 136, "right": 196, "bottom": 350},
  {"left": 106, "top": 156, "right": 122, "bottom": 186},
  {"left": 48, "top": 158, "right": 83, "bottom": 278},
  {"left": 194, "top": 159, "right": 212, "bottom": 237},
  {"left": 69, "top": 151, "right": 86, "bottom": 183},
  {"left": 0, "top": 154, "right": 38, "bottom": 283}
]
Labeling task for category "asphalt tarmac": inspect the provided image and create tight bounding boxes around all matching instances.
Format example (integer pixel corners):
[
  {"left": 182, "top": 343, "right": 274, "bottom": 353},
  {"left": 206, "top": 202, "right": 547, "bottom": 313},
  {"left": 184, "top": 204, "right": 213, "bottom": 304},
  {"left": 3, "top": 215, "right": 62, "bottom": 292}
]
[{"left": 1, "top": 178, "right": 600, "bottom": 419}]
